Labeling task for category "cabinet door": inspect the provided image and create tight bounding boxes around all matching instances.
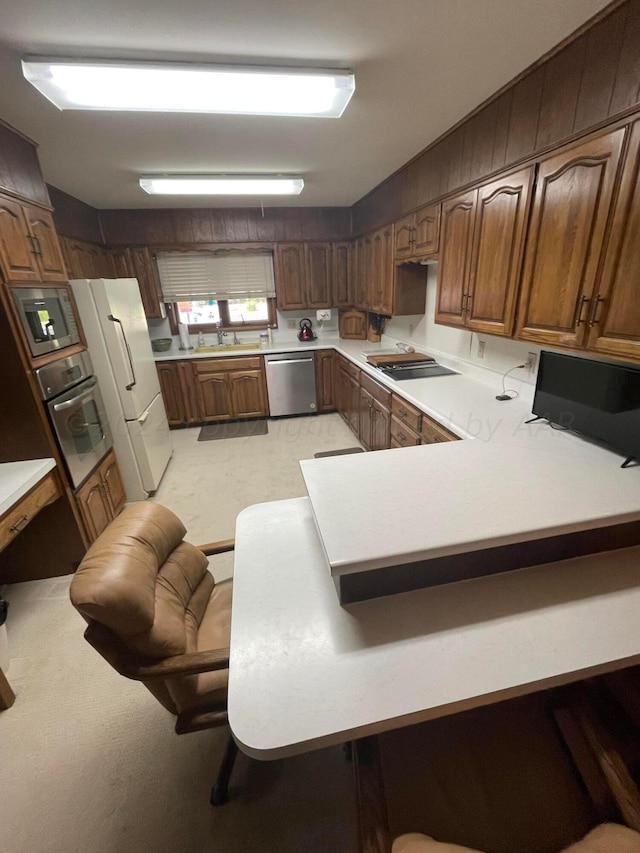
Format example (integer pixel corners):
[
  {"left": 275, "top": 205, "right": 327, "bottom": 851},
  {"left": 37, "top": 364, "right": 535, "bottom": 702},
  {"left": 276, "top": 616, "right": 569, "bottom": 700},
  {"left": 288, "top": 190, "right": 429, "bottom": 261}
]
[
  {"left": 516, "top": 128, "right": 625, "bottom": 348},
  {"left": 373, "top": 225, "right": 395, "bottom": 316},
  {"left": 466, "top": 167, "right": 534, "bottom": 336},
  {"left": 111, "top": 248, "right": 133, "bottom": 277},
  {"left": 195, "top": 372, "right": 233, "bottom": 421},
  {"left": 587, "top": 120, "right": 640, "bottom": 360},
  {"left": 24, "top": 206, "right": 67, "bottom": 281},
  {"left": 355, "top": 237, "right": 372, "bottom": 310},
  {"left": 333, "top": 241, "right": 353, "bottom": 307},
  {"left": 337, "top": 368, "right": 350, "bottom": 421},
  {"left": 435, "top": 190, "right": 477, "bottom": 328},
  {"left": 0, "top": 197, "right": 40, "bottom": 281},
  {"left": 348, "top": 375, "right": 361, "bottom": 436},
  {"left": 370, "top": 400, "right": 390, "bottom": 451},
  {"left": 413, "top": 204, "right": 440, "bottom": 258},
  {"left": 129, "top": 247, "right": 166, "bottom": 319},
  {"left": 315, "top": 349, "right": 335, "bottom": 412},
  {"left": 275, "top": 243, "right": 305, "bottom": 310},
  {"left": 76, "top": 470, "right": 112, "bottom": 542},
  {"left": 157, "top": 362, "right": 187, "bottom": 426},
  {"left": 101, "top": 452, "right": 125, "bottom": 517},
  {"left": 359, "top": 387, "right": 373, "bottom": 450},
  {"left": 180, "top": 362, "right": 200, "bottom": 424},
  {"left": 394, "top": 214, "right": 415, "bottom": 260},
  {"left": 229, "top": 370, "right": 268, "bottom": 418},
  {"left": 305, "top": 242, "right": 332, "bottom": 308}
]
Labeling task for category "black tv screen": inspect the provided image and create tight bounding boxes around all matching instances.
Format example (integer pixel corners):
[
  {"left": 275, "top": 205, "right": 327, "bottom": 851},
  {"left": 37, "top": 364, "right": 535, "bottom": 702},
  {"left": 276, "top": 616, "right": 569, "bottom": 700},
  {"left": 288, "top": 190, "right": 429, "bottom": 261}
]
[{"left": 532, "top": 351, "right": 640, "bottom": 462}]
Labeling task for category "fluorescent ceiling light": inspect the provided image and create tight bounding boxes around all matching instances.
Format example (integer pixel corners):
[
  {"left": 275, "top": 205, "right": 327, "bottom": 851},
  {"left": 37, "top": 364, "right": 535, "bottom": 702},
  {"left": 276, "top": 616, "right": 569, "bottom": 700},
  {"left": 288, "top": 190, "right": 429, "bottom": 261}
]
[
  {"left": 139, "top": 175, "right": 305, "bottom": 195},
  {"left": 21, "top": 58, "right": 355, "bottom": 117}
]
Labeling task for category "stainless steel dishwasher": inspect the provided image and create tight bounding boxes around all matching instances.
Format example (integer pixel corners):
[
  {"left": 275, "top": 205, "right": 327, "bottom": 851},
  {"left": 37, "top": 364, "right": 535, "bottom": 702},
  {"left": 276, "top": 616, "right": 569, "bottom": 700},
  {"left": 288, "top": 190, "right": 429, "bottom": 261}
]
[{"left": 264, "top": 352, "right": 317, "bottom": 417}]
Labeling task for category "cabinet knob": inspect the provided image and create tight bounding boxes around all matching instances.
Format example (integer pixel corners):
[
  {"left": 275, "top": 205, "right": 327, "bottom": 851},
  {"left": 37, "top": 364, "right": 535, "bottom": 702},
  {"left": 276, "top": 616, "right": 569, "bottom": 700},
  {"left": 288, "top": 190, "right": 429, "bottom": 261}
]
[
  {"left": 10, "top": 514, "right": 29, "bottom": 533},
  {"left": 575, "top": 295, "right": 591, "bottom": 327}
]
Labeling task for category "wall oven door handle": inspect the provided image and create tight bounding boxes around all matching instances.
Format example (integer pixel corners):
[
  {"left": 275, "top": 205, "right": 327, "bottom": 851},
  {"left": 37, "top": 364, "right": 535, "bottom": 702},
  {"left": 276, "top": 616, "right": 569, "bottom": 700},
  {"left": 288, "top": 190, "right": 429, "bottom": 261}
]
[
  {"left": 108, "top": 314, "right": 137, "bottom": 390},
  {"left": 52, "top": 378, "right": 98, "bottom": 411}
]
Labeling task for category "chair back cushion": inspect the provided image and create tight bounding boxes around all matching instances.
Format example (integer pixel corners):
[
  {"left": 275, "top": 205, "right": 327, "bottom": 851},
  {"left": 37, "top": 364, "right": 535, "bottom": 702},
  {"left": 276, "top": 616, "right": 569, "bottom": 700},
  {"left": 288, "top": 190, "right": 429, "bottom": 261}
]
[{"left": 70, "top": 502, "right": 214, "bottom": 659}]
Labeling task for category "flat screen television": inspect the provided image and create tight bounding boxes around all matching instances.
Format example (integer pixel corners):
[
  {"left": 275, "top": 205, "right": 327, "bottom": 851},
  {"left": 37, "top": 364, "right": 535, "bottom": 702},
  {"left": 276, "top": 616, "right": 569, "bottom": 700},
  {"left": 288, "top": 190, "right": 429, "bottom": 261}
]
[{"left": 532, "top": 351, "right": 640, "bottom": 466}]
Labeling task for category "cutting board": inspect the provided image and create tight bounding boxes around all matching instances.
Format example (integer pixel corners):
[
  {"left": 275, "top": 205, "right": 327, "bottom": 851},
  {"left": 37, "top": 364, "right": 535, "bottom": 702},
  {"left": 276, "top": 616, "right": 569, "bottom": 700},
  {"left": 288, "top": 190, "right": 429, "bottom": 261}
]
[{"left": 366, "top": 352, "right": 434, "bottom": 366}]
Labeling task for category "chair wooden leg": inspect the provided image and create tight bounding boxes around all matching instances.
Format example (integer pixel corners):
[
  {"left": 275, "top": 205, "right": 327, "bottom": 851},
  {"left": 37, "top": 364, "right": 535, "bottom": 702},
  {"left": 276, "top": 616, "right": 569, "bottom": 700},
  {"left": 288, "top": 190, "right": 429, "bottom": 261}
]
[{"left": 210, "top": 735, "right": 239, "bottom": 806}]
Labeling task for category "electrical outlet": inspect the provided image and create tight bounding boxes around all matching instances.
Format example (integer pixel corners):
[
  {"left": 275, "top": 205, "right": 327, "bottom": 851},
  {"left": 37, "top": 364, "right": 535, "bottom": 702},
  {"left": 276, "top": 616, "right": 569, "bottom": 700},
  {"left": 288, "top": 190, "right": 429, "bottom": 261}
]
[
  {"left": 526, "top": 352, "right": 538, "bottom": 373},
  {"left": 287, "top": 319, "right": 297, "bottom": 329},
  {"left": 477, "top": 340, "right": 485, "bottom": 359}
]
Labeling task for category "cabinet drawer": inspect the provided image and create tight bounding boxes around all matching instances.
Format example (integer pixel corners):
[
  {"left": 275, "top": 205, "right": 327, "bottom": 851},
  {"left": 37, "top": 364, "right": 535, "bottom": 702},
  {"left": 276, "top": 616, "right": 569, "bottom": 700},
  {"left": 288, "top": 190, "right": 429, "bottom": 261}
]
[
  {"left": 391, "top": 395, "right": 422, "bottom": 432},
  {"left": 343, "top": 358, "right": 361, "bottom": 380},
  {"left": 360, "top": 372, "right": 391, "bottom": 408},
  {"left": 390, "top": 415, "right": 421, "bottom": 447},
  {"left": 193, "top": 356, "right": 262, "bottom": 374},
  {"left": 0, "top": 471, "right": 61, "bottom": 552},
  {"left": 420, "top": 414, "right": 460, "bottom": 444}
]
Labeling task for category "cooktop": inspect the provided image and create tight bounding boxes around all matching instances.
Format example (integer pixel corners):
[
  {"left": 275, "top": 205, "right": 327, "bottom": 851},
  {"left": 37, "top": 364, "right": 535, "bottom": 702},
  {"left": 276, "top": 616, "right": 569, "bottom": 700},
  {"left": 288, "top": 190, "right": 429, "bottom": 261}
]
[{"left": 377, "top": 361, "right": 459, "bottom": 380}]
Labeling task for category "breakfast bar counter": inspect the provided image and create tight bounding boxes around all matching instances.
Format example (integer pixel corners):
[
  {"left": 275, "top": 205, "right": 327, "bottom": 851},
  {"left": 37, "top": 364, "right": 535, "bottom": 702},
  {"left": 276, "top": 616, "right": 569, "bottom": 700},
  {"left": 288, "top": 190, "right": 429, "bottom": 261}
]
[{"left": 228, "top": 498, "right": 640, "bottom": 760}]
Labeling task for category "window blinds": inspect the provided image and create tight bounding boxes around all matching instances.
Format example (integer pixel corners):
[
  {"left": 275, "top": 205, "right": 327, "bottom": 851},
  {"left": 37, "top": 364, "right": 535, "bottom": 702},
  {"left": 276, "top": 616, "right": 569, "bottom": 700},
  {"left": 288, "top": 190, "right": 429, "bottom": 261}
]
[{"left": 157, "top": 252, "right": 276, "bottom": 302}]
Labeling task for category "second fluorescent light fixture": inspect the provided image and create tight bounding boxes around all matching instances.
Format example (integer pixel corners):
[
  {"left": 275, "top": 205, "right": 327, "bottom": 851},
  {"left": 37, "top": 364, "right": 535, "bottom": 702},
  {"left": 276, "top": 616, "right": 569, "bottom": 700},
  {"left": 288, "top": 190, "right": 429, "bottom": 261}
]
[
  {"left": 22, "top": 58, "right": 355, "bottom": 117},
  {"left": 139, "top": 175, "right": 305, "bottom": 195}
]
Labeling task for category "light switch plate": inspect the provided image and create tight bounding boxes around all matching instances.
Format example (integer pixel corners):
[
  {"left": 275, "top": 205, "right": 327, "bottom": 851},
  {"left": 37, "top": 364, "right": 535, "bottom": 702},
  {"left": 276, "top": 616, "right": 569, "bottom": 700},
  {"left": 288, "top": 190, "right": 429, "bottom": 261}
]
[{"left": 316, "top": 309, "right": 332, "bottom": 321}]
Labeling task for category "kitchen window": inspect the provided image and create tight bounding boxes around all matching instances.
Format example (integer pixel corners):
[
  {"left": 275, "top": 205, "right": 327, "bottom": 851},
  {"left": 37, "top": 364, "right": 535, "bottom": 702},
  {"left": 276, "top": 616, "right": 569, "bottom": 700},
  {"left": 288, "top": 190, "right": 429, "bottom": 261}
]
[{"left": 157, "top": 251, "right": 277, "bottom": 331}]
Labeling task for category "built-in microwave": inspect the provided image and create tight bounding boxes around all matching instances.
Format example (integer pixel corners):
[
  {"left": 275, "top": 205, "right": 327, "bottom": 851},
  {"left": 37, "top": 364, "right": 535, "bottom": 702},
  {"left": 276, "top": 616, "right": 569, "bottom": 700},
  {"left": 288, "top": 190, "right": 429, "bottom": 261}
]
[{"left": 12, "top": 285, "right": 82, "bottom": 357}]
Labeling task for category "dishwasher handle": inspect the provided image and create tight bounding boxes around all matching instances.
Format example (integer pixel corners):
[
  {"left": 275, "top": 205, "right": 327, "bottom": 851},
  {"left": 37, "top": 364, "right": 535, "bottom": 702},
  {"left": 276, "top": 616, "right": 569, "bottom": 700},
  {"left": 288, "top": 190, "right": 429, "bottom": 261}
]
[{"left": 266, "top": 356, "right": 314, "bottom": 366}]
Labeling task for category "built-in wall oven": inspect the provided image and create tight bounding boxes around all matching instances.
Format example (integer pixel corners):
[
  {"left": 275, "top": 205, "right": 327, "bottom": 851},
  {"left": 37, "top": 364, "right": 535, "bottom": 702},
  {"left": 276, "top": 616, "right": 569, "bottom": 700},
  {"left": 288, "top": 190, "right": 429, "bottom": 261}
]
[
  {"left": 35, "top": 352, "right": 113, "bottom": 489},
  {"left": 12, "top": 284, "right": 82, "bottom": 358}
]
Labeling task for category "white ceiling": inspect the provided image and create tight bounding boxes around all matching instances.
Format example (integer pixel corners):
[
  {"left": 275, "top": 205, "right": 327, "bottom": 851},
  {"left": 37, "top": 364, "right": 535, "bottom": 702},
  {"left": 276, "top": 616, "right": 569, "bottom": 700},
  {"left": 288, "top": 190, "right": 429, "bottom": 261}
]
[{"left": 0, "top": 0, "right": 612, "bottom": 209}]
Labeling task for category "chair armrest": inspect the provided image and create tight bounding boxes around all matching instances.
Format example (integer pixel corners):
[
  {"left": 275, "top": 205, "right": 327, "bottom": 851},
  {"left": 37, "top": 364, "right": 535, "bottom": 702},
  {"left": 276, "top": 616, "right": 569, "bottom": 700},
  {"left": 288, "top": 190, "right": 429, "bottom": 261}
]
[
  {"left": 84, "top": 622, "right": 229, "bottom": 681},
  {"left": 198, "top": 538, "right": 235, "bottom": 556}
]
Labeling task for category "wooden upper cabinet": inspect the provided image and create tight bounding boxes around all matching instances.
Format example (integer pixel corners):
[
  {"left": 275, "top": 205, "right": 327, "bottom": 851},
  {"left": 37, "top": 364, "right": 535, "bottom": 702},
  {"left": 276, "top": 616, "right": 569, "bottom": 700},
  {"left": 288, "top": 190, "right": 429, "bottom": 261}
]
[
  {"left": 515, "top": 128, "right": 626, "bottom": 348},
  {"left": 394, "top": 214, "right": 415, "bottom": 261},
  {"left": 111, "top": 248, "right": 133, "bottom": 277},
  {"left": 413, "top": 204, "right": 440, "bottom": 258},
  {"left": 275, "top": 243, "right": 305, "bottom": 310},
  {"left": 333, "top": 241, "right": 353, "bottom": 307},
  {"left": 0, "top": 197, "right": 40, "bottom": 281},
  {"left": 435, "top": 190, "right": 477, "bottom": 328},
  {"left": 466, "top": 166, "right": 535, "bottom": 336},
  {"left": 355, "top": 236, "right": 372, "bottom": 310},
  {"left": 394, "top": 204, "right": 440, "bottom": 262},
  {"left": 587, "top": 120, "right": 640, "bottom": 360},
  {"left": 373, "top": 224, "right": 395, "bottom": 316},
  {"left": 128, "top": 247, "right": 166, "bottom": 319},
  {"left": 23, "top": 206, "right": 67, "bottom": 281},
  {"left": 305, "top": 242, "right": 332, "bottom": 308}
]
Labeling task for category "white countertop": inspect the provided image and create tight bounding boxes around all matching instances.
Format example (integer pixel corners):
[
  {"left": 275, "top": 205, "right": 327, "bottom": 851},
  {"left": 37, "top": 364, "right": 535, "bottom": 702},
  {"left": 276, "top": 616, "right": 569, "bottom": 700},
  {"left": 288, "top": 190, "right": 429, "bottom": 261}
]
[
  {"left": 229, "top": 498, "right": 640, "bottom": 759},
  {"left": 301, "top": 441, "right": 640, "bottom": 575},
  {"left": 0, "top": 459, "right": 57, "bottom": 517}
]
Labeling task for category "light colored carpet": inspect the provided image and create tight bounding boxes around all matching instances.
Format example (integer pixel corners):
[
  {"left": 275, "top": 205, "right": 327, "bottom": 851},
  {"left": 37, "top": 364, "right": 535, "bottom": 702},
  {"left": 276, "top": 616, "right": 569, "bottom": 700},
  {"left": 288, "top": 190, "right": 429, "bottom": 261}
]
[
  {"left": 0, "top": 414, "right": 361, "bottom": 853},
  {"left": 151, "top": 413, "right": 363, "bottom": 580}
]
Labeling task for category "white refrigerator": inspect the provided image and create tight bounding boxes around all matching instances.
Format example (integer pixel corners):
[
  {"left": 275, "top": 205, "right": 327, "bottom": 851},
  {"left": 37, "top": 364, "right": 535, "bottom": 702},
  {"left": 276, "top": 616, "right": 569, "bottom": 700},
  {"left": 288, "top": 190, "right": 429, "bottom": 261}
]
[{"left": 70, "top": 278, "right": 172, "bottom": 502}]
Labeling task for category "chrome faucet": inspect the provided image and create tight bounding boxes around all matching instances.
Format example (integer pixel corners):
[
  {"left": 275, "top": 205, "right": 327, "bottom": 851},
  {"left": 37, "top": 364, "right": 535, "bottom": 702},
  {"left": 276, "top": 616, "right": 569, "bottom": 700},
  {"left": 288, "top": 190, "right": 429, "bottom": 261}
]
[{"left": 216, "top": 320, "right": 227, "bottom": 346}]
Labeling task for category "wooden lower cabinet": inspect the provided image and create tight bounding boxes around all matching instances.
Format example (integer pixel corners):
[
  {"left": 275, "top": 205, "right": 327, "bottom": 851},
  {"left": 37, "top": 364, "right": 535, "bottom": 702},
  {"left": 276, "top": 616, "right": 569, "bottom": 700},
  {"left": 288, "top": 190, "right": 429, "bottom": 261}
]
[
  {"left": 75, "top": 449, "right": 126, "bottom": 543},
  {"left": 420, "top": 414, "right": 460, "bottom": 444},
  {"left": 193, "top": 357, "right": 268, "bottom": 422},
  {"left": 315, "top": 349, "right": 335, "bottom": 412},
  {"left": 390, "top": 414, "right": 421, "bottom": 448},
  {"left": 359, "top": 374, "right": 391, "bottom": 451},
  {"left": 229, "top": 370, "right": 268, "bottom": 418}
]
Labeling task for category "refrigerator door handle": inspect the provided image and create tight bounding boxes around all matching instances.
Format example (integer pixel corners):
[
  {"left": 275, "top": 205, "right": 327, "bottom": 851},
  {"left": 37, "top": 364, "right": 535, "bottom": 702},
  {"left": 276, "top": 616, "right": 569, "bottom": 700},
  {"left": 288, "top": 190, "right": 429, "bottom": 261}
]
[
  {"left": 138, "top": 410, "right": 150, "bottom": 424},
  {"left": 108, "top": 314, "right": 137, "bottom": 391}
]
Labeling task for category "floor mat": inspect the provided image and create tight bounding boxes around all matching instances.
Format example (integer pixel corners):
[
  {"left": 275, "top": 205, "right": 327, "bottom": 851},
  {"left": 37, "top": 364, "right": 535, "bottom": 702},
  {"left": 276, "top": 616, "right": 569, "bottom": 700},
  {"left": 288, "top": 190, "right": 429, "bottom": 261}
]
[
  {"left": 198, "top": 420, "right": 268, "bottom": 441},
  {"left": 314, "top": 447, "right": 364, "bottom": 458}
]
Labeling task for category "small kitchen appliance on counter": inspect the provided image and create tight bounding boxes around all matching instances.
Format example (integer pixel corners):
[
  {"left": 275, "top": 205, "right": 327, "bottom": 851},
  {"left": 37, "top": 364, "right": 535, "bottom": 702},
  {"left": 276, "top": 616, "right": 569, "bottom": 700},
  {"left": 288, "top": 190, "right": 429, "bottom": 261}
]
[{"left": 297, "top": 318, "right": 317, "bottom": 342}]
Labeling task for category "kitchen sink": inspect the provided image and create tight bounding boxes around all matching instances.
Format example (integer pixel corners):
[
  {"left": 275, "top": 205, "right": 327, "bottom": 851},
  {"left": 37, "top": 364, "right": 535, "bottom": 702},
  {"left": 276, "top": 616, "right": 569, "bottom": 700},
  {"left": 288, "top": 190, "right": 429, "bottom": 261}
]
[{"left": 194, "top": 343, "right": 259, "bottom": 353}]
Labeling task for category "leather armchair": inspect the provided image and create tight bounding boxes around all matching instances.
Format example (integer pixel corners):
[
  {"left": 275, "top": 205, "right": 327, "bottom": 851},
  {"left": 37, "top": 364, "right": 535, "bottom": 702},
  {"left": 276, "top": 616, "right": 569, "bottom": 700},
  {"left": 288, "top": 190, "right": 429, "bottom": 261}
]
[
  {"left": 392, "top": 824, "right": 640, "bottom": 853},
  {"left": 69, "top": 501, "right": 237, "bottom": 805}
]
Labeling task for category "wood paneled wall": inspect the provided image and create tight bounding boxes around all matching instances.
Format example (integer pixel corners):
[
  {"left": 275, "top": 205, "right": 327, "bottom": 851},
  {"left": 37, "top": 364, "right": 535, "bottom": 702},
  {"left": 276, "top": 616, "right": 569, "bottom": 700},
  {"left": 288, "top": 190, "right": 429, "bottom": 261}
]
[
  {"left": 352, "top": 0, "right": 640, "bottom": 234},
  {"left": 98, "top": 206, "right": 352, "bottom": 245},
  {"left": 0, "top": 120, "right": 49, "bottom": 206},
  {"left": 47, "top": 185, "right": 103, "bottom": 244}
]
